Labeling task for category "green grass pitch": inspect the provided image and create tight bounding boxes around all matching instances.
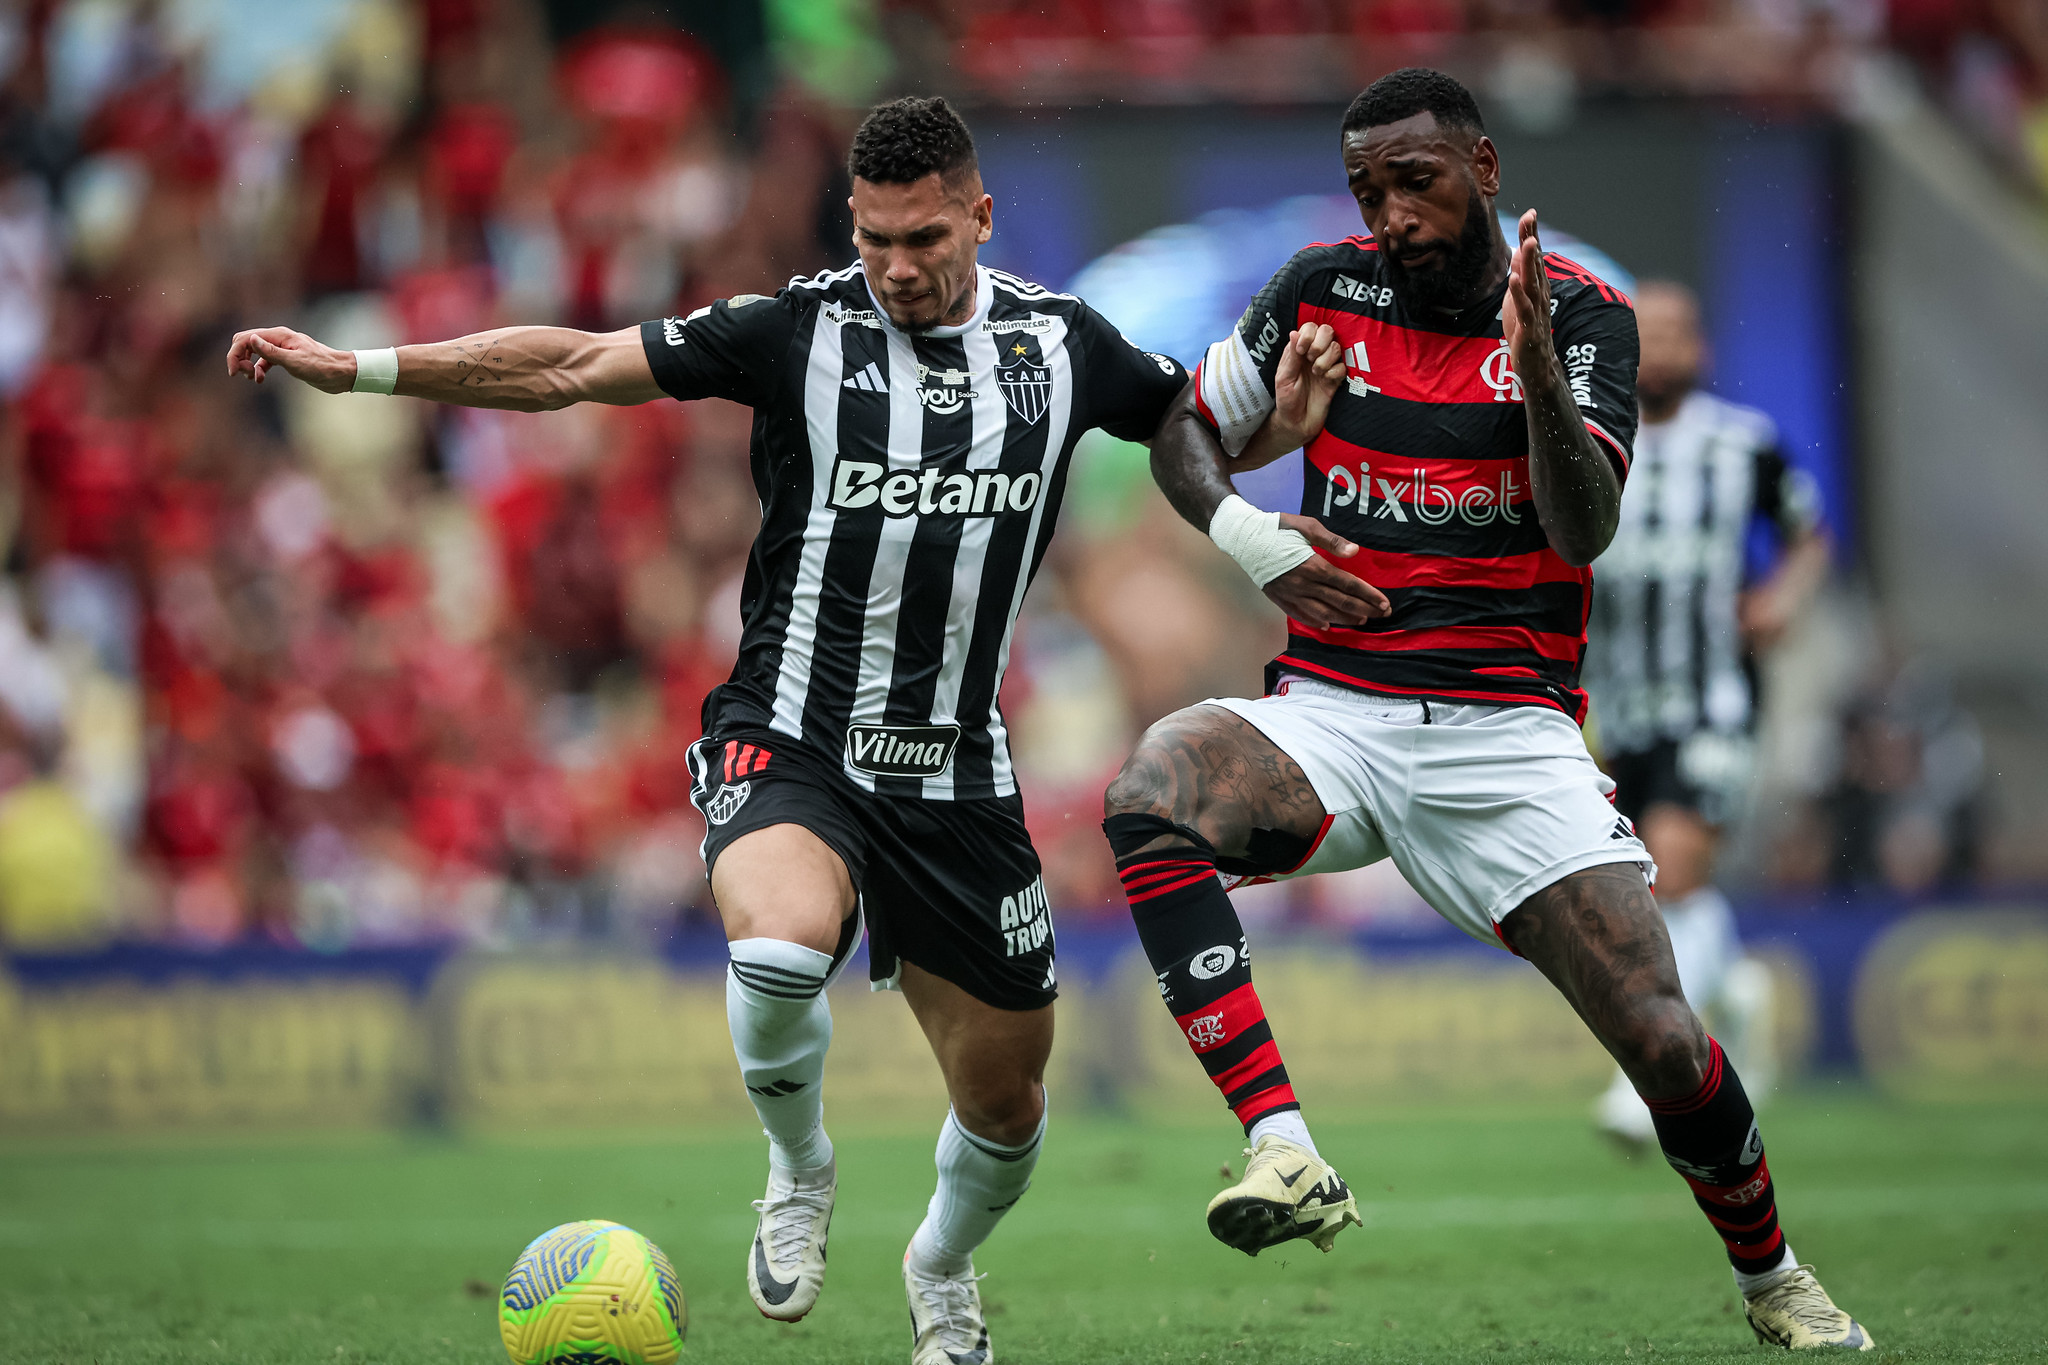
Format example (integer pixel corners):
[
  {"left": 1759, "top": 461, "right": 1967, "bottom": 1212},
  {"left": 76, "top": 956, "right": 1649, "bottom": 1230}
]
[{"left": 0, "top": 1095, "right": 2041, "bottom": 1364}]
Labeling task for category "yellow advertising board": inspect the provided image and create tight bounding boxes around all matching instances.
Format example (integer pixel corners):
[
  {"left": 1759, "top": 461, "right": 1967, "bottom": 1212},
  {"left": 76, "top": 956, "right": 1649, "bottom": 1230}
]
[
  {"left": 0, "top": 971, "right": 417, "bottom": 1132},
  {"left": 1854, "top": 908, "right": 2048, "bottom": 1101}
]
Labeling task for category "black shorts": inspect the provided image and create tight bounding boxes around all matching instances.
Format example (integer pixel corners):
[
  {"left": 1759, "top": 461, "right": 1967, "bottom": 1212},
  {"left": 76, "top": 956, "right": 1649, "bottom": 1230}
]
[
  {"left": 688, "top": 729, "right": 1055, "bottom": 1011},
  {"left": 1605, "top": 731, "right": 1754, "bottom": 829}
]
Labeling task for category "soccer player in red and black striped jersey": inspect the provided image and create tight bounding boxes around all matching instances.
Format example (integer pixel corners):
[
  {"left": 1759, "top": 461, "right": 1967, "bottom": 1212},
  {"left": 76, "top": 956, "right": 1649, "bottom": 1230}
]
[{"left": 1102, "top": 69, "right": 1873, "bottom": 1351}]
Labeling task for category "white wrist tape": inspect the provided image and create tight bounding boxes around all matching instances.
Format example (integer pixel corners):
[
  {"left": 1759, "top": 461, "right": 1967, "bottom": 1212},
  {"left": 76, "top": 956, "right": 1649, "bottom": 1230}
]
[
  {"left": 351, "top": 347, "right": 398, "bottom": 395},
  {"left": 1208, "top": 493, "right": 1315, "bottom": 588}
]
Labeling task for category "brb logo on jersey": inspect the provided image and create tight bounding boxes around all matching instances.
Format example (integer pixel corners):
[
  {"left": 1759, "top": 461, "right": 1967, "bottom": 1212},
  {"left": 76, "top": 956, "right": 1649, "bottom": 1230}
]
[{"left": 829, "top": 459, "right": 1042, "bottom": 518}]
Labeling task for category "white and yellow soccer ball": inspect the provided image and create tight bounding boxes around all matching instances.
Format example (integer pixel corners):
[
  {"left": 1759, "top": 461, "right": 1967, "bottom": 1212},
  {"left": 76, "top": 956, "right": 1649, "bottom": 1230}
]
[{"left": 499, "top": 1220, "right": 686, "bottom": 1365}]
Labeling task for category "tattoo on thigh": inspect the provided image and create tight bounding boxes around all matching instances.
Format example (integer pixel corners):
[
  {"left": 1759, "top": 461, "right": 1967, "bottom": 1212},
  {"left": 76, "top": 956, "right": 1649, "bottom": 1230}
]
[
  {"left": 1507, "top": 865, "right": 1687, "bottom": 1043},
  {"left": 1108, "top": 708, "right": 1325, "bottom": 855}
]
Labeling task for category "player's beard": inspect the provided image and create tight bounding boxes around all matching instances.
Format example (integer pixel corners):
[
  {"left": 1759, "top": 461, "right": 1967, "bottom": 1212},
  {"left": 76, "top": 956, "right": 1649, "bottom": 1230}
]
[{"left": 1383, "top": 190, "right": 1495, "bottom": 314}]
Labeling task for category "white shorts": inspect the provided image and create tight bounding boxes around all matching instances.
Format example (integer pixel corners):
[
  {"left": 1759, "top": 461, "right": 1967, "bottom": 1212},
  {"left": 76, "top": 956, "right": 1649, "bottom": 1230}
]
[{"left": 1204, "top": 677, "right": 1656, "bottom": 948}]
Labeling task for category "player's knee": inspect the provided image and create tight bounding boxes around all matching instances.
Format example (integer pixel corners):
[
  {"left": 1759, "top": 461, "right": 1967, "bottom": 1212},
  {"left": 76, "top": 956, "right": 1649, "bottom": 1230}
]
[
  {"left": 1103, "top": 711, "right": 1220, "bottom": 828},
  {"left": 1617, "top": 992, "right": 1710, "bottom": 1099},
  {"left": 951, "top": 1075, "right": 1045, "bottom": 1147},
  {"left": 1103, "top": 738, "right": 1176, "bottom": 820}
]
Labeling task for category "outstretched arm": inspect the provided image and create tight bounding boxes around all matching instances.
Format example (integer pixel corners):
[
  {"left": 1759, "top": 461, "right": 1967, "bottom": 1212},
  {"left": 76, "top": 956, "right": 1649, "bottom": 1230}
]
[
  {"left": 1503, "top": 209, "right": 1622, "bottom": 566},
  {"left": 224, "top": 325, "right": 665, "bottom": 411}
]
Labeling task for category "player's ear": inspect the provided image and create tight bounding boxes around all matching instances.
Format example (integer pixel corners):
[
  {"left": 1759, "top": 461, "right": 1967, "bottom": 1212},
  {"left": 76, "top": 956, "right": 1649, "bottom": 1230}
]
[
  {"left": 1471, "top": 136, "right": 1501, "bottom": 199},
  {"left": 974, "top": 192, "right": 993, "bottom": 245}
]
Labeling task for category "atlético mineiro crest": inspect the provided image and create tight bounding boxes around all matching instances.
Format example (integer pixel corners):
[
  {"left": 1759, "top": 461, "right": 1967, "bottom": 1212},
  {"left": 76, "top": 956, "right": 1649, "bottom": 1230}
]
[
  {"left": 996, "top": 342, "right": 1051, "bottom": 425},
  {"left": 704, "top": 781, "right": 751, "bottom": 825}
]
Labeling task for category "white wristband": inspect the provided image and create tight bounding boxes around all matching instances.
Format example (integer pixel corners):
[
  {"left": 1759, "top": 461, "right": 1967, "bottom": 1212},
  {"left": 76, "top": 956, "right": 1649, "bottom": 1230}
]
[
  {"left": 351, "top": 347, "right": 398, "bottom": 395},
  {"left": 1208, "top": 493, "right": 1315, "bottom": 588}
]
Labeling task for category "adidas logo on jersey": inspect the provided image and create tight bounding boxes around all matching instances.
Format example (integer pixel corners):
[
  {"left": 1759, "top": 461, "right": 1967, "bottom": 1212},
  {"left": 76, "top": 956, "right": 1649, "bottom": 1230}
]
[
  {"left": 843, "top": 362, "right": 886, "bottom": 392},
  {"left": 1343, "top": 340, "right": 1379, "bottom": 397}
]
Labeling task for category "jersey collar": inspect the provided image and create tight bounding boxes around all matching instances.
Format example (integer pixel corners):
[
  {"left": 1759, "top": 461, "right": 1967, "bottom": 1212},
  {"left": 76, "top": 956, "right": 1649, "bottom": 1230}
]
[{"left": 862, "top": 264, "right": 992, "bottom": 339}]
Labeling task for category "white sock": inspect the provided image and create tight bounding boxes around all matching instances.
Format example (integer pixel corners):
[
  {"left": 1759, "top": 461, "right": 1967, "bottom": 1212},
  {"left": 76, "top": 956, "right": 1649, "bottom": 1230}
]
[
  {"left": 1248, "top": 1108, "right": 1319, "bottom": 1157},
  {"left": 908, "top": 1103, "right": 1045, "bottom": 1278},
  {"left": 1733, "top": 1244, "right": 1798, "bottom": 1296},
  {"left": 726, "top": 937, "right": 835, "bottom": 1173}
]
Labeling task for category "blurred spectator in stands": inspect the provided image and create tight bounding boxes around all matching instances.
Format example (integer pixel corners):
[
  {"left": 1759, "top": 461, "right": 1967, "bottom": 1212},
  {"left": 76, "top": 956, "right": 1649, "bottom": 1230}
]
[{"left": 1818, "top": 654, "right": 1986, "bottom": 894}]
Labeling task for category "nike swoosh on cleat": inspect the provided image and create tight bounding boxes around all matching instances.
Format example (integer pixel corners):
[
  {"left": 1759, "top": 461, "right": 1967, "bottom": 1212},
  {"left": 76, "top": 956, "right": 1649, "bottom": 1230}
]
[
  {"left": 751, "top": 1234, "right": 800, "bottom": 1305},
  {"left": 1278, "top": 1166, "right": 1309, "bottom": 1188}
]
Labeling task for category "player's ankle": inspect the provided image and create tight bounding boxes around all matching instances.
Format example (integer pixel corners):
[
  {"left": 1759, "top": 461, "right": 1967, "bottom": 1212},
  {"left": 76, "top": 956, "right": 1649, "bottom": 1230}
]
[
  {"left": 1247, "top": 1108, "right": 1318, "bottom": 1157},
  {"left": 1733, "top": 1245, "right": 1798, "bottom": 1296},
  {"left": 771, "top": 1128, "right": 834, "bottom": 1177},
  {"left": 907, "top": 1227, "right": 972, "bottom": 1279}
]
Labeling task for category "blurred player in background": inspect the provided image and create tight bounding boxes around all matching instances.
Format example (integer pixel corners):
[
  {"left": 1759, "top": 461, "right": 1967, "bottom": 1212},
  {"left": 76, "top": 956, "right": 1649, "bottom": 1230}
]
[
  {"left": 1581, "top": 280, "right": 1829, "bottom": 1150},
  {"left": 228, "top": 96, "right": 1205, "bottom": 1365},
  {"left": 1104, "top": 69, "right": 1872, "bottom": 1350}
]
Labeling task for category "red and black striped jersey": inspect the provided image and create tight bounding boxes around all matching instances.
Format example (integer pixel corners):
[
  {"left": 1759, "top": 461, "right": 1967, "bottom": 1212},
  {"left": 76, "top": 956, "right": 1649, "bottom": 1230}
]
[{"left": 1193, "top": 235, "right": 1639, "bottom": 721}]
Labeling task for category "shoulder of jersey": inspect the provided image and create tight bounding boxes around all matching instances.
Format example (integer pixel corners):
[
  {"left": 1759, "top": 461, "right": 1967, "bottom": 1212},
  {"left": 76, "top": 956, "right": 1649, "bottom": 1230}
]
[
  {"left": 1541, "top": 252, "right": 1632, "bottom": 309},
  {"left": 986, "top": 267, "right": 1083, "bottom": 310},
  {"left": 1286, "top": 234, "right": 1382, "bottom": 282},
  {"left": 1688, "top": 388, "right": 1778, "bottom": 443},
  {"left": 782, "top": 261, "right": 867, "bottom": 304}
]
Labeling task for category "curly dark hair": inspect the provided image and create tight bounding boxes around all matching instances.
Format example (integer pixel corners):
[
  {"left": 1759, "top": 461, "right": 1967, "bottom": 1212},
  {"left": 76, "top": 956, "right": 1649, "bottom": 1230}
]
[
  {"left": 1341, "top": 68, "right": 1485, "bottom": 139},
  {"left": 848, "top": 96, "right": 978, "bottom": 187}
]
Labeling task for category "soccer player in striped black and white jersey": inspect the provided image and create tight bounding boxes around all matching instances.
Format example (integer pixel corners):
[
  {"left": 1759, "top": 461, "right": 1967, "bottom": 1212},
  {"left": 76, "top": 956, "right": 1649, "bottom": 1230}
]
[
  {"left": 1103, "top": 69, "right": 1871, "bottom": 1350},
  {"left": 227, "top": 96, "right": 1277, "bottom": 1365},
  {"left": 1580, "top": 280, "right": 1829, "bottom": 1154}
]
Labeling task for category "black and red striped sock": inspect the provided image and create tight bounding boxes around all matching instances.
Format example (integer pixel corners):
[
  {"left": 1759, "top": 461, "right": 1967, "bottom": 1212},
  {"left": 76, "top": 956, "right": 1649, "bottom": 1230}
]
[
  {"left": 1646, "top": 1038, "right": 1793, "bottom": 1282},
  {"left": 1104, "top": 814, "right": 1298, "bottom": 1133}
]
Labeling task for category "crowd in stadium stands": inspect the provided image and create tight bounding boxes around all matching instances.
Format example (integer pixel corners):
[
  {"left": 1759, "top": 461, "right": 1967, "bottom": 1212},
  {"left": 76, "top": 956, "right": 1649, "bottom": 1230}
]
[
  {"left": 922, "top": 0, "right": 2048, "bottom": 189},
  {"left": 0, "top": 0, "right": 2015, "bottom": 950}
]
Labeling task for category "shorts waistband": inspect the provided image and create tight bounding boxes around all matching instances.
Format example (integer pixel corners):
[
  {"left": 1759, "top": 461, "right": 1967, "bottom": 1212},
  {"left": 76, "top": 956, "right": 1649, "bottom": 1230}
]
[{"left": 1271, "top": 674, "right": 1507, "bottom": 723}]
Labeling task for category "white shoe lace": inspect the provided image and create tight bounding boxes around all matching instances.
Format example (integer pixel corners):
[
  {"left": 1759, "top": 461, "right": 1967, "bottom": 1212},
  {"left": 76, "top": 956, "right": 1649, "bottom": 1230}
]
[
  {"left": 1754, "top": 1266, "right": 1845, "bottom": 1332},
  {"left": 753, "top": 1181, "right": 832, "bottom": 1265},
  {"left": 909, "top": 1264, "right": 987, "bottom": 1349}
]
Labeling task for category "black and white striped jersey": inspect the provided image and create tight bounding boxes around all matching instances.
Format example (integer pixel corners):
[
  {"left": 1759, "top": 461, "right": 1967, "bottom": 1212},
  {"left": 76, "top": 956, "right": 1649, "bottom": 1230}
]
[
  {"left": 1581, "top": 390, "right": 1820, "bottom": 753},
  {"left": 639, "top": 262, "right": 1188, "bottom": 801}
]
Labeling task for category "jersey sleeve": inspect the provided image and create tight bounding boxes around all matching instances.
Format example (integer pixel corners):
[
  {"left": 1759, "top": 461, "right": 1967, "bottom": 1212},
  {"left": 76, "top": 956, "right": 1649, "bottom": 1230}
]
[
  {"left": 1751, "top": 447, "right": 1823, "bottom": 539},
  {"left": 1550, "top": 286, "right": 1640, "bottom": 478},
  {"left": 638, "top": 292, "right": 800, "bottom": 407},
  {"left": 1192, "top": 253, "right": 1309, "bottom": 456},
  {"left": 1072, "top": 304, "right": 1190, "bottom": 442}
]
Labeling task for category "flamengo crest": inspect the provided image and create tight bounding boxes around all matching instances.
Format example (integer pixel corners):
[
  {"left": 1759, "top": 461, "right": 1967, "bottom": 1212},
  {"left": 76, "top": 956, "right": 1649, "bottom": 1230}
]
[{"left": 996, "top": 343, "right": 1051, "bottom": 425}]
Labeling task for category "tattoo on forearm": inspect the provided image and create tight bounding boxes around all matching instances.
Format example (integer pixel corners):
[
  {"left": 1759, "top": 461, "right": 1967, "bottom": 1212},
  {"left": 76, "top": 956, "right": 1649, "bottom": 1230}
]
[{"left": 452, "top": 339, "right": 507, "bottom": 388}]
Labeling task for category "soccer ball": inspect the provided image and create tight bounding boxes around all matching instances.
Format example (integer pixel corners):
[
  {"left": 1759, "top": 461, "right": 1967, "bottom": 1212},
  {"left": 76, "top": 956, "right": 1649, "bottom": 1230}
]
[{"left": 499, "top": 1219, "right": 687, "bottom": 1365}]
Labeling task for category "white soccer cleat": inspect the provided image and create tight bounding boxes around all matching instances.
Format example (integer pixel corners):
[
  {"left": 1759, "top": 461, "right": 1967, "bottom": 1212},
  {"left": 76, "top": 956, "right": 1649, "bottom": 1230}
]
[
  {"left": 903, "top": 1247, "right": 992, "bottom": 1365},
  {"left": 746, "top": 1159, "right": 835, "bottom": 1322},
  {"left": 1205, "top": 1134, "right": 1362, "bottom": 1256},
  {"left": 1594, "top": 1069, "right": 1658, "bottom": 1155},
  {"left": 1744, "top": 1264, "right": 1875, "bottom": 1350}
]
